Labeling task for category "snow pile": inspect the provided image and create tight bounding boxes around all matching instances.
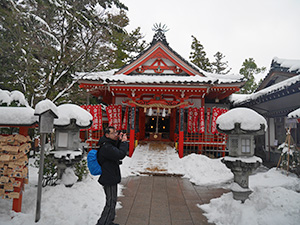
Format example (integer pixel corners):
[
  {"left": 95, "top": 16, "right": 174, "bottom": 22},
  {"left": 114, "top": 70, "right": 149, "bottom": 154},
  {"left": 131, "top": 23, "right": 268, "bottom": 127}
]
[
  {"left": 121, "top": 143, "right": 183, "bottom": 177},
  {"left": 121, "top": 144, "right": 233, "bottom": 186},
  {"left": 54, "top": 104, "right": 93, "bottom": 127},
  {"left": 217, "top": 107, "right": 267, "bottom": 131},
  {"left": 0, "top": 89, "right": 29, "bottom": 107},
  {"left": 61, "top": 167, "right": 78, "bottom": 186},
  {"left": 179, "top": 154, "right": 233, "bottom": 186},
  {"left": 199, "top": 187, "right": 300, "bottom": 225},
  {"left": 249, "top": 168, "right": 300, "bottom": 190},
  {"left": 199, "top": 168, "right": 300, "bottom": 225}
]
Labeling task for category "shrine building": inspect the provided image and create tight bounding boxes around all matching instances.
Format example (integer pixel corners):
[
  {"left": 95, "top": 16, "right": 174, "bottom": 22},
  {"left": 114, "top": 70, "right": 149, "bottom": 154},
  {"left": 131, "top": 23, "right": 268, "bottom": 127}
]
[{"left": 78, "top": 26, "right": 245, "bottom": 158}]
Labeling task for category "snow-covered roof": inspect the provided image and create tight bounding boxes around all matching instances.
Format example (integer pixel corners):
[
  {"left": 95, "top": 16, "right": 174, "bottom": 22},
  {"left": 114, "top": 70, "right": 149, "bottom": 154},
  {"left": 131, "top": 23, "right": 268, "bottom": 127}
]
[
  {"left": 0, "top": 89, "right": 37, "bottom": 126},
  {"left": 256, "top": 57, "right": 300, "bottom": 91},
  {"left": 0, "top": 107, "right": 38, "bottom": 126},
  {"left": 54, "top": 104, "right": 93, "bottom": 127},
  {"left": 272, "top": 57, "right": 300, "bottom": 73},
  {"left": 0, "top": 90, "right": 92, "bottom": 127},
  {"left": 288, "top": 108, "right": 300, "bottom": 118},
  {"left": 77, "top": 29, "right": 244, "bottom": 86},
  {"left": 77, "top": 69, "right": 243, "bottom": 85},
  {"left": 216, "top": 107, "right": 267, "bottom": 131},
  {"left": 230, "top": 74, "right": 300, "bottom": 105},
  {"left": 0, "top": 89, "right": 29, "bottom": 107}
]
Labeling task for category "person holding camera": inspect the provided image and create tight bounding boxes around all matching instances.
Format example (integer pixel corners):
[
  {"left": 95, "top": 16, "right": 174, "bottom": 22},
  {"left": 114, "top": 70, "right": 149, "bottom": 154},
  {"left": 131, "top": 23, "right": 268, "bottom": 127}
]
[{"left": 96, "top": 126, "right": 128, "bottom": 225}]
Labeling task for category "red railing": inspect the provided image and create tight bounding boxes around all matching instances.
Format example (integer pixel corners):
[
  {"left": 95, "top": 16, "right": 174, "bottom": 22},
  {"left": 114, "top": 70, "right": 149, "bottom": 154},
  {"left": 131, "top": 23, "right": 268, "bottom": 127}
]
[{"left": 183, "top": 133, "right": 228, "bottom": 158}]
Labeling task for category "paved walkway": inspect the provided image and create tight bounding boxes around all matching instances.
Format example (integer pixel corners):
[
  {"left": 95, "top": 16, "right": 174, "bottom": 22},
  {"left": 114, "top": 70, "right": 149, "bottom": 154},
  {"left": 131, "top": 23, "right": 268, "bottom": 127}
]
[{"left": 114, "top": 176, "right": 229, "bottom": 225}]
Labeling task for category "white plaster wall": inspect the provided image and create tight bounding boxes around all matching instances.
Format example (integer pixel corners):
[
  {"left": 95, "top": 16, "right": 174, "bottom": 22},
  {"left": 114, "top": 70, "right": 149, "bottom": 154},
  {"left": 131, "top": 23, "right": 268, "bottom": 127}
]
[
  {"left": 265, "top": 117, "right": 276, "bottom": 150},
  {"left": 115, "top": 97, "right": 128, "bottom": 105},
  {"left": 189, "top": 98, "right": 202, "bottom": 107}
]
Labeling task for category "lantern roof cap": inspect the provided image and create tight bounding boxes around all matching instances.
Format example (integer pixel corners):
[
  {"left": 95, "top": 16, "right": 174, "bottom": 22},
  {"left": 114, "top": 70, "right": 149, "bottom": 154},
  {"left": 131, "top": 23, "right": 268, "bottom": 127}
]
[
  {"left": 34, "top": 99, "right": 58, "bottom": 118},
  {"left": 216, "top": 107, "right": 267, "bottom": 134},
  {"left": 54, "top": 104, "right": 93, "bottom": 128}
]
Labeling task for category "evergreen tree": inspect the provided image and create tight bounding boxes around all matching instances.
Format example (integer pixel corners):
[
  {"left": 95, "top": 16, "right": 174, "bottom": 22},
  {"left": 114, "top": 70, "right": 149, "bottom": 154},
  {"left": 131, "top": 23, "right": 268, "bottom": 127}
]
[
  {"left": 238, "top": 58, "right": 266, "bottom": 94},
  {"left": 211, "top": 51, "right": 231, "bottom": 74},
  {"left": 0, "top": 0, "right": 145, "bottom": 106},
  {"left": 189, "top": 35, "right": 211, "bottom": 72}
]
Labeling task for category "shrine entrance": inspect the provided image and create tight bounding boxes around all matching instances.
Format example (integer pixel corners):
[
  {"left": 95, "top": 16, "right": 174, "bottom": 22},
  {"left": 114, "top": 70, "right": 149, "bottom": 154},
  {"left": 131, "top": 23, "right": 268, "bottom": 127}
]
[{"left": 145, "top": 115, "right": 170, "bottom": 141}]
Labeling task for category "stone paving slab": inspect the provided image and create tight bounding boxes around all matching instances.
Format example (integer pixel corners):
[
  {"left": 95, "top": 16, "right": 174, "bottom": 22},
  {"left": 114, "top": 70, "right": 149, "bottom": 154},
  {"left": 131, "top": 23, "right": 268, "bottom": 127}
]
[{"left": 114, "top": 176, "right": 229, "bottom": 225}]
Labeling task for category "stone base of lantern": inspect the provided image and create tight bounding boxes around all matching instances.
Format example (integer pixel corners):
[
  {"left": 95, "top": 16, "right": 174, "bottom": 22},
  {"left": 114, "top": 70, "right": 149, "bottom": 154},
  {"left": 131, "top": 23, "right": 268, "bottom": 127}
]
[
  {"left": 48, "top": 150, "right": 83, "bottom": 185},
  {"left": 222, "top": 157, "right": 261, "bottom": 203},
  {"left": 230, "top": 182, "right": 252, "bottom": 203}
]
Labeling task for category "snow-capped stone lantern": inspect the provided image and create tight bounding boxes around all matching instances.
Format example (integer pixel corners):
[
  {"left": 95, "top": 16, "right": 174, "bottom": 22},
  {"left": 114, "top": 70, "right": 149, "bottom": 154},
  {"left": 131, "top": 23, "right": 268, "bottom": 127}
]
[
  {"left": 51, "top": 104, "right": 93, "bottom": 184},
  {"left": 217, "top": 107, "right": 267, "bottom": 202}
]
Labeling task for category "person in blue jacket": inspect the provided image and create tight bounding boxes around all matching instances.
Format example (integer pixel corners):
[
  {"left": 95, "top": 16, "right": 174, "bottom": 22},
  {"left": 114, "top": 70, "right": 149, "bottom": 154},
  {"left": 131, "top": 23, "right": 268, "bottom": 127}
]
[{"left": 96, "top": 126, "right": 128, "bottom": 225}]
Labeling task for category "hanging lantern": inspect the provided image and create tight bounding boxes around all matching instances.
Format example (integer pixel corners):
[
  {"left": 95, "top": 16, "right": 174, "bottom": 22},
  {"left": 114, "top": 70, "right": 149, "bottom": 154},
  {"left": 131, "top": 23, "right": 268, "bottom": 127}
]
[
  {"left": 162, "top": 108, "right": 166, "bottom": 117},
  {"left": 168, "top": 108, "right": 171, "bottom": 114},
  {"left": 144, "top": 107, "right": 147, "bottom": 113},
  {"left": 148, "top": 107, "right": 153, "bottom": 116},
  {"left": 157, "top": 108, "right": 160, "bottom": 113}
]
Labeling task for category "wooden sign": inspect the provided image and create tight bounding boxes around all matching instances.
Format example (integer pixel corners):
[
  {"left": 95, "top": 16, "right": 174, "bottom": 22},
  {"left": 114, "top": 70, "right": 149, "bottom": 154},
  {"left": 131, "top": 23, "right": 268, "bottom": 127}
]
[
  {"left": 19, "top": 143, "right": 31, "bottom": 154},
  {"left": 14, "top": 134, "right": 29, "bottom": 144}
]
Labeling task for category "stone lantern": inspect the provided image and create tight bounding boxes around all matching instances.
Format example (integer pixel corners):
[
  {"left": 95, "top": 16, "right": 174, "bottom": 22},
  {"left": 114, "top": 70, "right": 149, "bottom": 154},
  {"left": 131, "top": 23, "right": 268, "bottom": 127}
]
[
  {"left": 51, "top": 104, "right": 92, "bottom": 184},
  {"left": 216, "top": 107, "right": 267, "bottom": 202}
]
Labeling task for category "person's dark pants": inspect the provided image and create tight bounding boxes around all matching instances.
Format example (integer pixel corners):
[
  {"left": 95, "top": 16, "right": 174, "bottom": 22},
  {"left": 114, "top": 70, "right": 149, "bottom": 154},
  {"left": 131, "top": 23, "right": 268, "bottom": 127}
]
[{"left": 97, "top": 184, "right": 117, "bottom": 225}]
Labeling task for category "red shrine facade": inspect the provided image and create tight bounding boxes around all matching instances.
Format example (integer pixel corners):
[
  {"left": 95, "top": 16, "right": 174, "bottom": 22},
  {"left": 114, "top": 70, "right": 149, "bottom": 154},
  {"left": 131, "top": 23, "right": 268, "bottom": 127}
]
[{"left": 78, "top": 27, "right": 244, "bottom": 158}]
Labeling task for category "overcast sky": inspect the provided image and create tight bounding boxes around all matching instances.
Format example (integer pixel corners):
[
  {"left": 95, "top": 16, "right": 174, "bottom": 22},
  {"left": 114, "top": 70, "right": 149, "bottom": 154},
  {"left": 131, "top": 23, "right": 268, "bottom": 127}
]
[{"left": 122, "top": 0, "right": 300, "bottom": 75}]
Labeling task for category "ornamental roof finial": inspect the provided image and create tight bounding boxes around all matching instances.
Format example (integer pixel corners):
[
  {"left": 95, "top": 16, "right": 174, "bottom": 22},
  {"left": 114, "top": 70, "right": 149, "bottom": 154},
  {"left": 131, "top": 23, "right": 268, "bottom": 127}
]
[{"left": 151, "top": 23, "right": 169, "bottom": 45}]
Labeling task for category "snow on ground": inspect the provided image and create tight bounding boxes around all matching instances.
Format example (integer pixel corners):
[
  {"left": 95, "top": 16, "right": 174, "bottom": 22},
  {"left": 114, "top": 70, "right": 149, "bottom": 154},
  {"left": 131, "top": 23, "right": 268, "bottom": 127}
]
[
  {"left": 199, "top": 168, "right": 300, "bottom": 225},
  {"left": 199, "top": 186, "right": 300, "bottom": 225},
  {"left": 0, "top": 143, "right": 299, "bottom": 225},
  {"left": 0, "top": 159, "right": 122, "bottom": 225},
  {"left": 121, "top": 143, "right": 233, "bottom": 186}
]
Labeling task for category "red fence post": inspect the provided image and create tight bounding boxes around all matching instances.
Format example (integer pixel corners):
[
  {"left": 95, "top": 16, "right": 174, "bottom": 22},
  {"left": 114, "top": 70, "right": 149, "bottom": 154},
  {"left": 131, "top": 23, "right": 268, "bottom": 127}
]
[
  {"left": 178, "top": 107, "right": 184, "bottom": 158},
  {"left": 129, "top": 107, "right": 136, "bottom": 157}
]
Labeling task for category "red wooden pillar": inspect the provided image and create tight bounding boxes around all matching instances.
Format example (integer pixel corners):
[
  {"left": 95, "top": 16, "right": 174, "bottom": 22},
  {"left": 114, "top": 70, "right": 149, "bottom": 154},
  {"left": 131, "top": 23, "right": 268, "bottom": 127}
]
[
  {"left": 139, "top": 108, "right": 145, "bottom": 140},
  {"left": 129, "top": 107, "right": 136, "bottom": 157},
  {"left": 169, "top": 108, "right": 176, "bottom": 141},
  {"left": 178, "top": 107, "right": 184, "bottom": 158},
  {"left": 199, "top": 98, "right": 205, "bottom": 153},
  {"left": 18, "top": 126, "right": 29, "bottom": 136}
]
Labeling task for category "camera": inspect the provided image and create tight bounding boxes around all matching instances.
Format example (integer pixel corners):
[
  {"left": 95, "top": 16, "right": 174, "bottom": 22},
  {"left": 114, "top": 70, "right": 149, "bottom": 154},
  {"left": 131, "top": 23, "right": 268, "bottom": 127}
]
[{"left": 118, "top": 130, "right": 126, "bottom": 138}]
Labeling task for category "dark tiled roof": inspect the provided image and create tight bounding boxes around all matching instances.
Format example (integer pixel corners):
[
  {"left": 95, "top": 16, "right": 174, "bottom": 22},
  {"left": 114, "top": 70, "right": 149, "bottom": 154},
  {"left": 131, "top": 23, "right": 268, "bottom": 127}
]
[{"left": 256, "top": 57, "right": 300, "bottom": 91}]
